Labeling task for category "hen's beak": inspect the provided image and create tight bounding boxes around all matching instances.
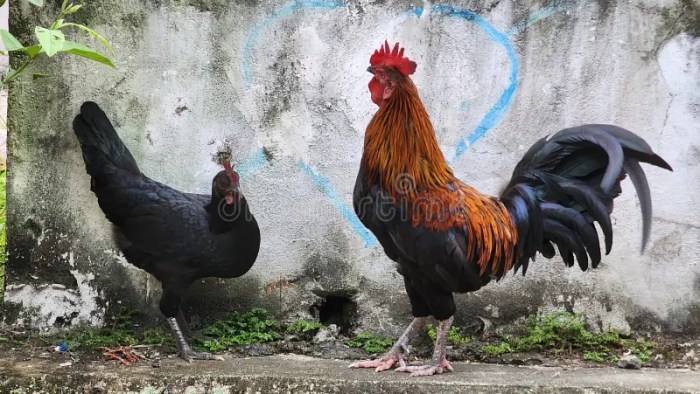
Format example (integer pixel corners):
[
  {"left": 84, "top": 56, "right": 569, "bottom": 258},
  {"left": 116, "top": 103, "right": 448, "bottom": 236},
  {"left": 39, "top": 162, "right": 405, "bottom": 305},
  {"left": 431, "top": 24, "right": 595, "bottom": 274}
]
[
  {"left": 367, "top": 66, "right": 374, "bottom": 74},
  {"left": 224, "top": 187, "right": 239, "bottom": 205}
]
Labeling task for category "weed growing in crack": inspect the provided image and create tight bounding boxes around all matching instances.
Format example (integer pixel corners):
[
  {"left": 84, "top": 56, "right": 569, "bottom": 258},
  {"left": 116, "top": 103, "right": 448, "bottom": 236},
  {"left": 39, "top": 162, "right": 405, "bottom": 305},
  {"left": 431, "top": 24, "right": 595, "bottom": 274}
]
[
  {"left": 480, "top": 312, "right": 656, "bottom": 364},
  {"left": 287, "top": 319, "right": 324, "bottom": 340},
  {"left": 195, "top": 308, "right": 281, "bottom": 352},
  {"left": 344, "top": 332, "right": 394, "bottom": 354}
]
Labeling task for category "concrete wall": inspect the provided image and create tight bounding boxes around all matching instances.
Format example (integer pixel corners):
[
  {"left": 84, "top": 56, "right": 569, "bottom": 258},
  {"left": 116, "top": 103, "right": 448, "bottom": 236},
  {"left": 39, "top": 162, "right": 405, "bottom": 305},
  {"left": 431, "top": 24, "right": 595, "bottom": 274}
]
[{"left": 2, "top": 0, "right": 699, "bottom": 335}]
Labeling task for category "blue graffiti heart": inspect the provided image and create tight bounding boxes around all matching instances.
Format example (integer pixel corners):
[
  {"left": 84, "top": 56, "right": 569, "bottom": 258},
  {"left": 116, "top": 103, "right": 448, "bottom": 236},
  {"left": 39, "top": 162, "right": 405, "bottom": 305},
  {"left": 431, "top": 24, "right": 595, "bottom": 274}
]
[{"left": 238, "top": 1, "right": 570, "bottom": 247}]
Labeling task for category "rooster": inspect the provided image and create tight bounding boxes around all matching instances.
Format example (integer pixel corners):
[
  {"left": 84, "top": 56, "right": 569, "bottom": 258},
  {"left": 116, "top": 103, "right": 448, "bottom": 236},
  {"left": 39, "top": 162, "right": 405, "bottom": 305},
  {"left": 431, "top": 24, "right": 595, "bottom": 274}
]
[
  {"left": 73, "top": 102, "right": 261, "bottom": 362},
  {"left": 349, "top": 42, "right": 672, "bottom": 376}
]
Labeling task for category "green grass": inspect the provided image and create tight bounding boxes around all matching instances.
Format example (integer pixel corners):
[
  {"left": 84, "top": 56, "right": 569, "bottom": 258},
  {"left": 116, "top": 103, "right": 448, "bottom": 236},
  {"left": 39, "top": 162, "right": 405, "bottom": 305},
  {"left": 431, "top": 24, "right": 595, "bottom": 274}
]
[
  {"left": 481, "top": 312, "right": 656, "bottom": 363},
  {"left": 30, "top": 309, "right": 140, "bottom": 351},
  {"left": 344, "top": 332, "right": 394, "bottom": 355},
  {"left": 195, "top": 308, "right": 281, "bottom": 352},
  {"left": 286, "top": 319, "right": 324, "bottom": 339}
]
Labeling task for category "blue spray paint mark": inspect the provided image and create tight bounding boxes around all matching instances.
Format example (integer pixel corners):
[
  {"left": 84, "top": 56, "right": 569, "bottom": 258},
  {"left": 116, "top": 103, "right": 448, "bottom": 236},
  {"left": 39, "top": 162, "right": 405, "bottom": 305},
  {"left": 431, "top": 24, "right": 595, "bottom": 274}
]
[
  {"left": 236, "top": 148, "right": 268, "bottom": 178},
  {"left": 508, "top": 0, "right": 575, "bottom": 37},
  {"left": 422, "top": 5, "right": 519, "bottom": 162},
  {"left": 298, "top": 161, "right": 377, "bottom": 247},
  {"left": 241, "top": 1, "right": 576, "bottom": 246},
  {"left": 242, "top": 0, "right": 346, "bottom": 88}
]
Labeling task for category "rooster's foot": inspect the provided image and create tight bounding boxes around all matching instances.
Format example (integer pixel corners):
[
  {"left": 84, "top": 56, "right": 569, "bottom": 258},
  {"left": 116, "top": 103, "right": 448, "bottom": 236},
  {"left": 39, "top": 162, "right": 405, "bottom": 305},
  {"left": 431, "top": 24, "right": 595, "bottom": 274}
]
[
  {"left": 348, "top": 317, "right": 427, "bottom": 372},
  {"left": 348, "top": 352, "right": 408, "bottom": 372},
  {"left": 395, "top": 358, "right": 453, "bottom": 377}
]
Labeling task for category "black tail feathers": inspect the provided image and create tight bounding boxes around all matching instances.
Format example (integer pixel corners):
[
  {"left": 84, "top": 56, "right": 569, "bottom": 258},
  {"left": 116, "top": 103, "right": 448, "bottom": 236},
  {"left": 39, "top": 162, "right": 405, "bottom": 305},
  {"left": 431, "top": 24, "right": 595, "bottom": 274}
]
[
  {"left": 500, "top": 124, "right": 672, "bottom": 275},
  {"left": 72, "top": 101, "right": 140, "bottom": 178}
]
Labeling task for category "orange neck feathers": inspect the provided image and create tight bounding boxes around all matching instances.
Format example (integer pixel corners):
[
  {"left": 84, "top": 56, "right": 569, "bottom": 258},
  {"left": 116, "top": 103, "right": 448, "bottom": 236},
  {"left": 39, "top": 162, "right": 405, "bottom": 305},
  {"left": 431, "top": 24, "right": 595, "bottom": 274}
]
[{"left": 361, "top": 77, "right": 453, "bottom": 198}]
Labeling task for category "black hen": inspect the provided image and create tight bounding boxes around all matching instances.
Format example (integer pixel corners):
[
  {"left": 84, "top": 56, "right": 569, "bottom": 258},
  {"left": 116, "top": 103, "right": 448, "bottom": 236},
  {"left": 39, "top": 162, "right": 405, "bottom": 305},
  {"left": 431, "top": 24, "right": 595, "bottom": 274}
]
[{"left": 72, "top": 102, "right": 261, "bottom": 362}]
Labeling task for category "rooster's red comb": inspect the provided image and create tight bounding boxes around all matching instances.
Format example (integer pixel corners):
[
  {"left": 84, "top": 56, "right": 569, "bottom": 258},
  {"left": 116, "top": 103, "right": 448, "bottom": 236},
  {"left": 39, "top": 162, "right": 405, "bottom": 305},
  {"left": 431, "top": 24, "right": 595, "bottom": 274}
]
[
  {"left": 222, "top": 160, "right": 239, "bottom": 184},
  {"left": 369, "top": 40, "right": 417, "bottom": 76}
]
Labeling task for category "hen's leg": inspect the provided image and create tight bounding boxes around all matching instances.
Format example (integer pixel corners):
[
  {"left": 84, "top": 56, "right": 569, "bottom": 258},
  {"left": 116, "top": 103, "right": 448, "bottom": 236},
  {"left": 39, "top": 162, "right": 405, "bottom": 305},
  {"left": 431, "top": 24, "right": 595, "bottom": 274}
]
[
  {"left": 161, "top": 288, "right": 223, "bottom": 362},
  {"left": 396, "top": 316, "right": 454, "bottom": 376},
  {"left": 166, "top": 317, "right": 224, "bottom": 362},
  {"left": 176, "top": 309, "right": 194, "bottom": 338},
  {"left": 349, "top": 317, "right": 428, "bottom": 371}
]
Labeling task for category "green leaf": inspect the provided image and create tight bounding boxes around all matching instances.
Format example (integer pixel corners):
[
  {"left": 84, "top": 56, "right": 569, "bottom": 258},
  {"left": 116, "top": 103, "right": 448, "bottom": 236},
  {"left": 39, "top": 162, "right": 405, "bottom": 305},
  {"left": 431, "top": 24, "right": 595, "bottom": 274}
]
[
  {"left": 0, "top": 29, "right": 24, "bottom": 51},
  {"left": 35, "top": 27, "right": 64, "bottom": 56},
  {"left": 21, "top": 44, "right": 43, "bottom": 56},
  {"left": 61, "top": 0, "right": 69, "bottom": 11},
  {"left": 64, "top": 4, "right": 82, "bottom": 14},
  {"left": 0, "top": 0, "right": 6, "bottom": 8},
  {"left": 32, "top": 73, "right": 49, "bottom": 80},
  {"left": 61, "top": 40, "right": 115, "bottom": 68},
  {"left": 60, "top": 23, "right": 114, "bottom": 55},
  {"left": 26, "top": 0, "right": 44, "bottom": 6}
]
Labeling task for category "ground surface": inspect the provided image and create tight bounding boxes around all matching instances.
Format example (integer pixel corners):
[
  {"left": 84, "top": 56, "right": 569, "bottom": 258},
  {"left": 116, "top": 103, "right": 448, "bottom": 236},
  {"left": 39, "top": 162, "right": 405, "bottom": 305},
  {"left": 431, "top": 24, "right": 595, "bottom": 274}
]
[
  {"left": 1, "top": 353, "right": 699, "bottom": 393},
  {"left": 1, "top": 329, "right": 699, "bottom": 393}
]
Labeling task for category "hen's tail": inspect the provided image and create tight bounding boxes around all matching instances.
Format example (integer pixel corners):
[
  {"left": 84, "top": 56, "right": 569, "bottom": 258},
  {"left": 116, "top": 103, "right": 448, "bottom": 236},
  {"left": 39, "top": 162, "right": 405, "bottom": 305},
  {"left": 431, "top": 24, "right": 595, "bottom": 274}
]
[
  {"left": 500, "top": 124, "right": 672, "bottom": 275},
  {"left": 72, "top": 101, "right": 140, "bottom": 179}
]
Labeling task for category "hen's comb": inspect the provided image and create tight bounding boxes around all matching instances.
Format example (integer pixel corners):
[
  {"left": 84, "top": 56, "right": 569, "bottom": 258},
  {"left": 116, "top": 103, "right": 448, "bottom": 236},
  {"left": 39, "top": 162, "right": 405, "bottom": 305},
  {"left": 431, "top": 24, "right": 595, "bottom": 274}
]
[
  {"left": 222, "top": 160, "right": 239, "bottom": 184},
  {"left": 369, "top": 40, "right": 417, "bottom": 76}
]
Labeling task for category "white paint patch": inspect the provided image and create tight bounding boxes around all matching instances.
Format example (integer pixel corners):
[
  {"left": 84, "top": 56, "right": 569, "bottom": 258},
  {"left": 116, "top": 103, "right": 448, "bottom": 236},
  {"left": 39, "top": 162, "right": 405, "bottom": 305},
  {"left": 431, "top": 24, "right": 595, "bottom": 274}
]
[{"left": 4, "top": 253, "right": 104, "bottom": 331}]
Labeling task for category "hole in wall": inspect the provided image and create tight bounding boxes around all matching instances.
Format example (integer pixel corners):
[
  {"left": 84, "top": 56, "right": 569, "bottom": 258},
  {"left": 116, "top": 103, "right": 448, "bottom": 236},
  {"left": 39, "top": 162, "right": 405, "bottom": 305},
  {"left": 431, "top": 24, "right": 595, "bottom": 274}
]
[{"left": 310, "top": 294, "right": 357, "bottom": 334}]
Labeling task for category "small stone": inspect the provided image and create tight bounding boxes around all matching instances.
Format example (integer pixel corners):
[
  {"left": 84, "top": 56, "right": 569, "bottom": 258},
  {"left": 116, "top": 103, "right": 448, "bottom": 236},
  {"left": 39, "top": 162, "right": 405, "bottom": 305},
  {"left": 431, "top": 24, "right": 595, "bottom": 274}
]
[
  {"left": 313, "top": 324, "right": 340, "bottom": 344},
  {"left": 617, "top": 355, "right": 641, "bottom": 369},
  {"left": 92, "top": 381, "right": 107, "bottom": 393}
]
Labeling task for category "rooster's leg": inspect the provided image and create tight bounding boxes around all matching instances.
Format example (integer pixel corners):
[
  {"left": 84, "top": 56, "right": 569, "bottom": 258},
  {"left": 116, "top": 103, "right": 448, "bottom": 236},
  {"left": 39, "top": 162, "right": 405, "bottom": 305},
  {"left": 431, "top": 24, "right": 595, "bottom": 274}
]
[
  {"left": 167, "top": 317, "right": 224, "bottom": 362},
  {"left": 348, "top": 317, "right": 428, "bottom": 372},
  {"left": 396, "top": 316, "right": 454, "bottom": 376}
]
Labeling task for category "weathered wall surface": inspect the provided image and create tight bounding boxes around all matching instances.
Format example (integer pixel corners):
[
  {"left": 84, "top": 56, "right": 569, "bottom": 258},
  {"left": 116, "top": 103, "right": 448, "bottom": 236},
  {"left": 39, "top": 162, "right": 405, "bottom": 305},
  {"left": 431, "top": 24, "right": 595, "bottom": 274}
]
[{"left": 1, "top": 0, "right": 698, "bottom": 335}]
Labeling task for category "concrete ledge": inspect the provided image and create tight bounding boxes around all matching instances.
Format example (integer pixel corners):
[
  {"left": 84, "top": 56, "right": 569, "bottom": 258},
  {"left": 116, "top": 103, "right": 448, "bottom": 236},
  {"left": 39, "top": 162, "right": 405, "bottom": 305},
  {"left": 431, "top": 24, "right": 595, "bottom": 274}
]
[{"left": 2, "top": 354, "right": 699, "bottom": 393}]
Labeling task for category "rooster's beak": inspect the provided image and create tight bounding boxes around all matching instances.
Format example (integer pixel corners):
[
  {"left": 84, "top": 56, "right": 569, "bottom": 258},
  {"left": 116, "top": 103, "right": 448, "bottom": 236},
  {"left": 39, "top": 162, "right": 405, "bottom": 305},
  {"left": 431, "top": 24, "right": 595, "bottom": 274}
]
[{"left": 367, "top": 66, "right": 374, "bottom": 74}]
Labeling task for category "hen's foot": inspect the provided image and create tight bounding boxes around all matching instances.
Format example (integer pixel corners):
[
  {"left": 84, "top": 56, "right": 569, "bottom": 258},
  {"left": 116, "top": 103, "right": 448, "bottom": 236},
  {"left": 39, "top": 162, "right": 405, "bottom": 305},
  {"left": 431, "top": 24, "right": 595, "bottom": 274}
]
[
  {"left": 395, "top": 358, "right": 453, "bottom": 376},
  {"left": 181, "top": 349, "right": 225, "bottom": 363},
  {"left": 349, "top": 352, "right": 407, "bottom": 372}
]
